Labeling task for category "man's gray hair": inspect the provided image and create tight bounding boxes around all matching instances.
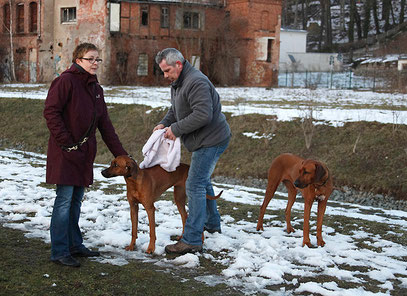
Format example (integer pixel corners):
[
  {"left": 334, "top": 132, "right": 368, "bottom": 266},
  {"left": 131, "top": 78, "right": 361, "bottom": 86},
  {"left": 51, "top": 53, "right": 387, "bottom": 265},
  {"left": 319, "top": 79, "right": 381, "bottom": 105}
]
[{"left": 155, "top": 48, "right": 185, "bottom": 66}]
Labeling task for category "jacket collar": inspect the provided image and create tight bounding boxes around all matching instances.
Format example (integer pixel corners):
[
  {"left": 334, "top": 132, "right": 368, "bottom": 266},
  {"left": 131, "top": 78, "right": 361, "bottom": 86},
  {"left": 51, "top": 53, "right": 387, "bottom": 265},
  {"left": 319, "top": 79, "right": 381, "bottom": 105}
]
[
  {"left": 67, "top": 63, "right": 98, "bottom": 84},
  {"left": 171, "top": 60, "right": 192, "bottom": 89}
]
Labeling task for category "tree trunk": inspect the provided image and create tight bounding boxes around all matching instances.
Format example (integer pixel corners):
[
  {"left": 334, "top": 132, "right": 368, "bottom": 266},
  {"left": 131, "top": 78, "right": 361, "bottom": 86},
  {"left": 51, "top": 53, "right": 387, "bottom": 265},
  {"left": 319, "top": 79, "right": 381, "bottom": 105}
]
[
  {"left": 8, "top": 0, "right": 16, "bottom": 82},
  {"left": 293, "top": 0, "right": 299, "bottom": 28},
  {"left": 363, "top": 0, "right": 372, "bottom": 39},
  {"left": 348, "top": 0, "right": 355, "bottom": 42},
  {"left": 340, "top": 0, "right": 346, "bottom": 31},
  {"left": 325, "top": 0, "right": 332, "bottom": 49},
  {"left": 354, "top": 6, "right": 363, "bottom": 40},
  {"left": 400, "top": 0, "right": 406, "bottom": 25},
  {"left": 372, "top": 0, "right": 381, "bottom": 35},
  {"left": 382, "top": 0, "right": 391, "bottom": 31},
  {"left": 318, "top": 1, "right": 325, "bottom": 51}
]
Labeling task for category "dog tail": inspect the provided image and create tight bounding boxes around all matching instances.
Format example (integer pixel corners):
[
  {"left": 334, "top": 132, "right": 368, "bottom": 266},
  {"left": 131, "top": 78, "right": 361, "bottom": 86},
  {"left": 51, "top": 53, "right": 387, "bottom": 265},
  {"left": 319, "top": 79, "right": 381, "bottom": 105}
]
[{"left": 206, "top": 190, "right": 223, "bottom": 200}]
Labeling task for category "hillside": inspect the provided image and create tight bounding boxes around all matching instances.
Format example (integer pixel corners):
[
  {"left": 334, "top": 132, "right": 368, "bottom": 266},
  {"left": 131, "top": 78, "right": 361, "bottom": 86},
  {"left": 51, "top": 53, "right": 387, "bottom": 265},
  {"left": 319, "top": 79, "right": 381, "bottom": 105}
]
[{"left": 282, "top": 0, "right": 406, "bottom": 55}]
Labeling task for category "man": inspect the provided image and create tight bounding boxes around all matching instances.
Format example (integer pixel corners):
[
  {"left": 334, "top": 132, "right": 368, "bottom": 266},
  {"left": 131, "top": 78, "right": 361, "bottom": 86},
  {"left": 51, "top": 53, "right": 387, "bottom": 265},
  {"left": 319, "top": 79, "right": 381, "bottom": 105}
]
[
  {"left": 44, "top": 43, "right": 128, "bottom": 267},
  {"left": 154, "top": 48, "right": 231, "bottom": 254}
]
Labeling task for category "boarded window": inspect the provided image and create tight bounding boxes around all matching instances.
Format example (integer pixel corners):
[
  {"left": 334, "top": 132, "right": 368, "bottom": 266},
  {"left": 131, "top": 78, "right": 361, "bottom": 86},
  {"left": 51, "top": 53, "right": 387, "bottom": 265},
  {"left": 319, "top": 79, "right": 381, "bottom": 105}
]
[
  {"left": 110, "top": 3, "right": 120, "bottom": 32},
  {"left": 29, "top": 2, "right": 38, "bottom": 33},
  {"left": 141, "top": 6, "right": 148, "bottom": 26},
  {"left": 191, "top": 56, "right": 200, "bottom": 70},
  {"left": 161, "top": 7, "right": 169, "bottom": 28},
  {"left": 61, "top": 7, "right": 76, "bottom": 23},
  {"left": 261, "top": 11, "right": 270, "bottom": 30},
  {"left": 17, "top": 4, "right": 24, "bottom": 33},
  {"left": 234, "top": 58, "right": 240, "bottom": 80},
  {"left": 137, "top": 53, "right": 148, "bottom": 76},
  {"left": 183, "top": 11, "right": 200, "bottom": 29}
]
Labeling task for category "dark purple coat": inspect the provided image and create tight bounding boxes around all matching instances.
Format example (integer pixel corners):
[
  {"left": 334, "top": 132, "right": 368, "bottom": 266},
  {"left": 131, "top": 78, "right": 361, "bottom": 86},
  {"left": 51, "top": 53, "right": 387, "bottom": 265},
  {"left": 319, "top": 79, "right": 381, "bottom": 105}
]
[{"left": 43, "top": 64, "right": 127, "bottom": 187}]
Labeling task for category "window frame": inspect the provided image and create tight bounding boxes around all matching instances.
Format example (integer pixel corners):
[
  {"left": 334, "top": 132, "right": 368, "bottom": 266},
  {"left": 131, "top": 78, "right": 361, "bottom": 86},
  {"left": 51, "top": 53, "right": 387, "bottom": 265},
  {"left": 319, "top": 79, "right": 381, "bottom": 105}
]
[
  {"left": 61, "top": 7, "right": 77, "bottom": 24},
  {"left": 16, "top": 3, "right": 25, "bottom": 33},
  {"left": 161, "top": 6, "right": 169, "bottom": 28},
  {"left": 183, "top": 11, "right": 200, "bottom": 29}
]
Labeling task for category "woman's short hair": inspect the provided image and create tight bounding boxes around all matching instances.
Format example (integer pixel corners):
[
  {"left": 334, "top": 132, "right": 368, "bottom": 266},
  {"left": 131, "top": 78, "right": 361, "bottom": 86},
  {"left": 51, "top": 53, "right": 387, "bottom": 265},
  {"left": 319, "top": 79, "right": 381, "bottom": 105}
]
[
  {"left": 72, "top": 43, "right": 99, "bottom": 63},
  {"left": 155, "top": 48, "right": 185, "bottom": 66}
]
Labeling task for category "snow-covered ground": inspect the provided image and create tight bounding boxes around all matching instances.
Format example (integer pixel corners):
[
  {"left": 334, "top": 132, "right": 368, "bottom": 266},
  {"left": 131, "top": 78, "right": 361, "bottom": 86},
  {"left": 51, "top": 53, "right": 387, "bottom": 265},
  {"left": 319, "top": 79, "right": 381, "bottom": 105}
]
[
  {"left": 0, "top": 83, "right": 406, "bottom": 126},
  {"left": 1, "top": 149, "right": 407, "bottom": 295},
  {"left": 1, "top": 84, "right": 407, "bottom": 294}
]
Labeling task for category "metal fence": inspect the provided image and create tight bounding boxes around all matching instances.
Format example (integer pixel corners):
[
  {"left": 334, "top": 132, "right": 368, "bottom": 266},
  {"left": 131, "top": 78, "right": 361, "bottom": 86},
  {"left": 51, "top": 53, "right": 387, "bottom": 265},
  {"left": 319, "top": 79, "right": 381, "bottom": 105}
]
[{"left": 278, "top": 69, "right": 407, "bottom": 92}]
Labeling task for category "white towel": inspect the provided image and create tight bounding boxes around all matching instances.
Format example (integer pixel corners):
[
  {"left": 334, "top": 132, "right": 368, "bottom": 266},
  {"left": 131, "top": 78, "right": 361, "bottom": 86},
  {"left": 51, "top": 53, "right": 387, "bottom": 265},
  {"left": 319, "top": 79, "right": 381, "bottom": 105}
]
[{"left": 139, "top": 129, "right": 181, "bottom": 172}]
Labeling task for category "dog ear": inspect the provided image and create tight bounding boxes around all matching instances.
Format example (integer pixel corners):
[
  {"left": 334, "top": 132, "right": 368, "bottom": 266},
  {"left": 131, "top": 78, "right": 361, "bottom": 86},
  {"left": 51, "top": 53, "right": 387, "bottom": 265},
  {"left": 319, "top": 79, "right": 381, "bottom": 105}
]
[
  {"left": 314, "top": 163, "right": 326, "bottom": 182},
  {"left": 126, "top": 160, "right": 139, "bottom": 178}
]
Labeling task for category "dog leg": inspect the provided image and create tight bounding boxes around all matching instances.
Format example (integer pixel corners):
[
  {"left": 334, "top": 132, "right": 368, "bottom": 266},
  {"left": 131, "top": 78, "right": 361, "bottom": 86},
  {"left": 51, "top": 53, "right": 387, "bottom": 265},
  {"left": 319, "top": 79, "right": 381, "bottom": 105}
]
[
  {"left": 257, "top": 177, "right": 280, "bottom": 231},
  {"left": 144, "top": 204, "right": 156, "bottom": 254},
  {"left": 174, "top": 186, "right": 188, "bottom": 241},
  {"left": 316, "top": 198, "right": 328, "bottom": 247},
  {"left": 302, "top": 194, "right": 313, "bottom": 248},
  {"left": 126, "top": 202, "right": 139, "bottom": 251},
  {"left": 284, "top": 181, "right": 297, "bottom": 234}
]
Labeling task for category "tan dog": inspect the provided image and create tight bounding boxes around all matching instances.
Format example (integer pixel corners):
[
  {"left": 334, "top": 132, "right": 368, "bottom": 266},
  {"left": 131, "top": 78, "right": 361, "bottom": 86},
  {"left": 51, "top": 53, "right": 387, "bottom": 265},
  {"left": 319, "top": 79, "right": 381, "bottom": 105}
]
[
  {"left": 256, "top": 153, "right": 333, "bottom": 247},
  {"left": 101, "top": 155, "right": 221, "bottom": 254}
]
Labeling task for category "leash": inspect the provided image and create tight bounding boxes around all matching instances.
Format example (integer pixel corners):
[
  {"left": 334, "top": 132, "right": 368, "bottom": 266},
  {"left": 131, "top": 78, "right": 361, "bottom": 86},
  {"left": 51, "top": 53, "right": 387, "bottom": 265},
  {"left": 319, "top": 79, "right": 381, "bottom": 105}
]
[{"left": 62, "top": 83, "right": 98, "bottom": 152}]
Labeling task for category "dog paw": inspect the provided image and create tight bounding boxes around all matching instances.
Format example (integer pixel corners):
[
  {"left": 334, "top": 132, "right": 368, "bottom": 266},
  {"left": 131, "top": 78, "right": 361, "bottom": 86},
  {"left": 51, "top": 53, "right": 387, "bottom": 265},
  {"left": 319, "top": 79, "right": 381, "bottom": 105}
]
[
  {"left": 125, "top": 245, "right": 135, "bottom": 251},
  {"left": 286, "top": 227, "right": 295, "bottom": 234},
  {"left": 146, "top": 247, "right": 155, "bottom": 254},
  {"left": 302, "top": 241, "right": 312, "bottom": 248},
  {"left": 317, "top": 240, "right": 326, "bottom": 247}
]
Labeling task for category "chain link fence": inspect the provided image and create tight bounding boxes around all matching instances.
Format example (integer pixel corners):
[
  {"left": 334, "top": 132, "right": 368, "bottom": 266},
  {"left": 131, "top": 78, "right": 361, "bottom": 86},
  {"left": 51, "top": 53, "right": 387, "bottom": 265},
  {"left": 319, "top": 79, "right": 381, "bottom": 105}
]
[{"left": 278, "top": 69, "right": 407, "bottom": 93}]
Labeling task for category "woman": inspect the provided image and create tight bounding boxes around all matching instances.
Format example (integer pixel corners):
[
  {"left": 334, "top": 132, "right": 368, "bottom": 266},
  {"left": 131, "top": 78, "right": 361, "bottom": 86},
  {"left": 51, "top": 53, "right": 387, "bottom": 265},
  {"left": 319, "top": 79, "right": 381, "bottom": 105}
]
[{"left": 43, "top": 43, "right": 127, "bottom": 267}]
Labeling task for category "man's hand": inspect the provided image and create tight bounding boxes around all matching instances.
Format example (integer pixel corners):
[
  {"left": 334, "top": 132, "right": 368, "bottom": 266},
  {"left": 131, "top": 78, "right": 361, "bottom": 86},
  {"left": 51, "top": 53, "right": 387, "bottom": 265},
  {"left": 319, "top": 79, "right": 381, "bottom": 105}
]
[
  {"left": 164, "top": 126, "right": 176, "bottom": 140},
  {"left": 153, "top": 124, "right": 165, "bottom": 132}
]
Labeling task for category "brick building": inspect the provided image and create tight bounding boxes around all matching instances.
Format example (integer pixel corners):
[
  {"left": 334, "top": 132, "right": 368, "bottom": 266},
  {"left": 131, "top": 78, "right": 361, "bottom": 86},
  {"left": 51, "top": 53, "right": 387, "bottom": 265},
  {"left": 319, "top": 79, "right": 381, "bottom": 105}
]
[{"left": 0, "top": 0, "right": 282, "bottom": 86}]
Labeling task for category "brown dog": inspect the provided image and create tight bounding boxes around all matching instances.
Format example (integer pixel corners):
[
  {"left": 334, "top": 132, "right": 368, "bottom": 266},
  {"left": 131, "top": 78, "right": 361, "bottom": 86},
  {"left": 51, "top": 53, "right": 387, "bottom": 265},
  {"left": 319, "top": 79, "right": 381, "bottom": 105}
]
[
  {"left": 256, "top": 153, "right": 333, "bottom": 247},
  {"left": 101, "top": 155, "right": 221, "bottom": 254}
]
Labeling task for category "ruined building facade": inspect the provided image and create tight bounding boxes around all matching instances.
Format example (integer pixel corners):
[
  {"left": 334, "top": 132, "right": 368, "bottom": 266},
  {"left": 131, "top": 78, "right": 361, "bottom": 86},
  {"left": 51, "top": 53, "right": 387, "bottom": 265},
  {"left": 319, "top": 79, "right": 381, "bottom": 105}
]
[{"left": 0, "top": 0, "right": 282, "bottom": 86}]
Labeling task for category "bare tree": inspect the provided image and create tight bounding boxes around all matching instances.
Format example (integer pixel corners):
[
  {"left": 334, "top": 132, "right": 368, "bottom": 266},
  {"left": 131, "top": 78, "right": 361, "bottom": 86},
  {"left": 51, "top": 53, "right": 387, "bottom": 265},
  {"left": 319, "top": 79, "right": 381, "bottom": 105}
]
[
  {"left": 4, "top": 0, "right": 16, "bottom": 82},
  {"left": 363, "top": 0, "right": 372, "bottom": 39},
  {"left": 400, "top": 0, "right": 406, "bottom": 24},
  {"left": 372, "top": 0, "right": 381, "bottom": 35}
]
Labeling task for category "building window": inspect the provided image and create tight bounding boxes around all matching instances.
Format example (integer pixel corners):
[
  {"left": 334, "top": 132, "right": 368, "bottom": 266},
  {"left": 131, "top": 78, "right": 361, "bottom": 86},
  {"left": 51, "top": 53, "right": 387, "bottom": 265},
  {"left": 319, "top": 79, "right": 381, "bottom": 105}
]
[
  {"left": 29, "top": 2, "right": 38, "bottom": 33},
  {"left": 3, "top": 4, "right": 10, "bottom": 32},
  {"left": 183, "top": 11, "right": 200, "bottom": 29},
  {"left": 141, "top": 6, "right": 148, "bottom": 26},
  {"left": 110, "top": 3, "right": 120, "bottom": 32},
  {"left": 161, "top": 7, "right": 169, "bottom": 28},
  {"left": 61, "top": 7, "right": 76, "bottom": 24},
  {"left": 17, "top": 4, "right": 24, "bottom": 33},
  {"left": 267, "top": 39, "right": 273, "bottom": 62},
  {"left": 137, "top": 53, "right": 148, "bottom": 76}
]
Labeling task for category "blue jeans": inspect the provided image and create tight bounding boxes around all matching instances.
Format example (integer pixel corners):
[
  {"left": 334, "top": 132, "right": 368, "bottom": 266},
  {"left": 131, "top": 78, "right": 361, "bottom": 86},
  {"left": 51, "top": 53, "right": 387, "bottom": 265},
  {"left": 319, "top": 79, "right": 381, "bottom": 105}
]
[
  {"left": 181, "top": 138, "right": 229, "bottom": 246},
  {"left": 50, "top": 185, "right": 86, "bottom": 260}
]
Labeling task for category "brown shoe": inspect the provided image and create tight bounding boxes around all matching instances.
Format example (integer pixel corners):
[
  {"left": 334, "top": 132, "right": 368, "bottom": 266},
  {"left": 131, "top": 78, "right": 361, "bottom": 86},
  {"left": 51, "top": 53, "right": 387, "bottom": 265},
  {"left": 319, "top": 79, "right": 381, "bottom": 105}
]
[{"left": 165, "top": 241, "right": 203, "bottom": 255}]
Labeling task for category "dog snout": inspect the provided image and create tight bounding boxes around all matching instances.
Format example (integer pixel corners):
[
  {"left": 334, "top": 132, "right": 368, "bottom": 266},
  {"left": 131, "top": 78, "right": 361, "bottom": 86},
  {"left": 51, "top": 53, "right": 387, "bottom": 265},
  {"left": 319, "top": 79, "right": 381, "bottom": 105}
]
[
  {"left": 294, "top": 179, "right": 307, "bottom": 189},
  {"left": 101, "top": 168, "right": 111, "bottom": 178}
]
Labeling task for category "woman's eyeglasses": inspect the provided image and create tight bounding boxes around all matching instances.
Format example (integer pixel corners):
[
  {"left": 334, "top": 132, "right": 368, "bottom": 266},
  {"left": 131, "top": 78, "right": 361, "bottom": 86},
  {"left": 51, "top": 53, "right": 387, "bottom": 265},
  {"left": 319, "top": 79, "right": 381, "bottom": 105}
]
[{"left": 80, "top": 57, "right": 103, "bottom": 64}]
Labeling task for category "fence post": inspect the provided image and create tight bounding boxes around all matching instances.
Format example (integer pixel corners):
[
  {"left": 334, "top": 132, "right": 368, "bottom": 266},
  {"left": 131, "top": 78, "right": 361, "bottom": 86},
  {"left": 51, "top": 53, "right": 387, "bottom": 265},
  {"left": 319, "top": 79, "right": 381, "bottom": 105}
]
[
  {"left": 305, "top": 70, "right": 308, "bottom": 88},
  {"left": 349, "top": 70, "right": 352, "bottom": 89},
  {"left": 373, "top": 69, "right": 376, "bottom": 92}
]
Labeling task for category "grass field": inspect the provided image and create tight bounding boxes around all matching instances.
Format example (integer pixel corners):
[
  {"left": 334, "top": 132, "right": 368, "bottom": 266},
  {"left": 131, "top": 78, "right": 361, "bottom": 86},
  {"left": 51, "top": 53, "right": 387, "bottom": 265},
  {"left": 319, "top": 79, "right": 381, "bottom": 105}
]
[{"left": 1, "top": 97, "right": 406, "bottom": 199}]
